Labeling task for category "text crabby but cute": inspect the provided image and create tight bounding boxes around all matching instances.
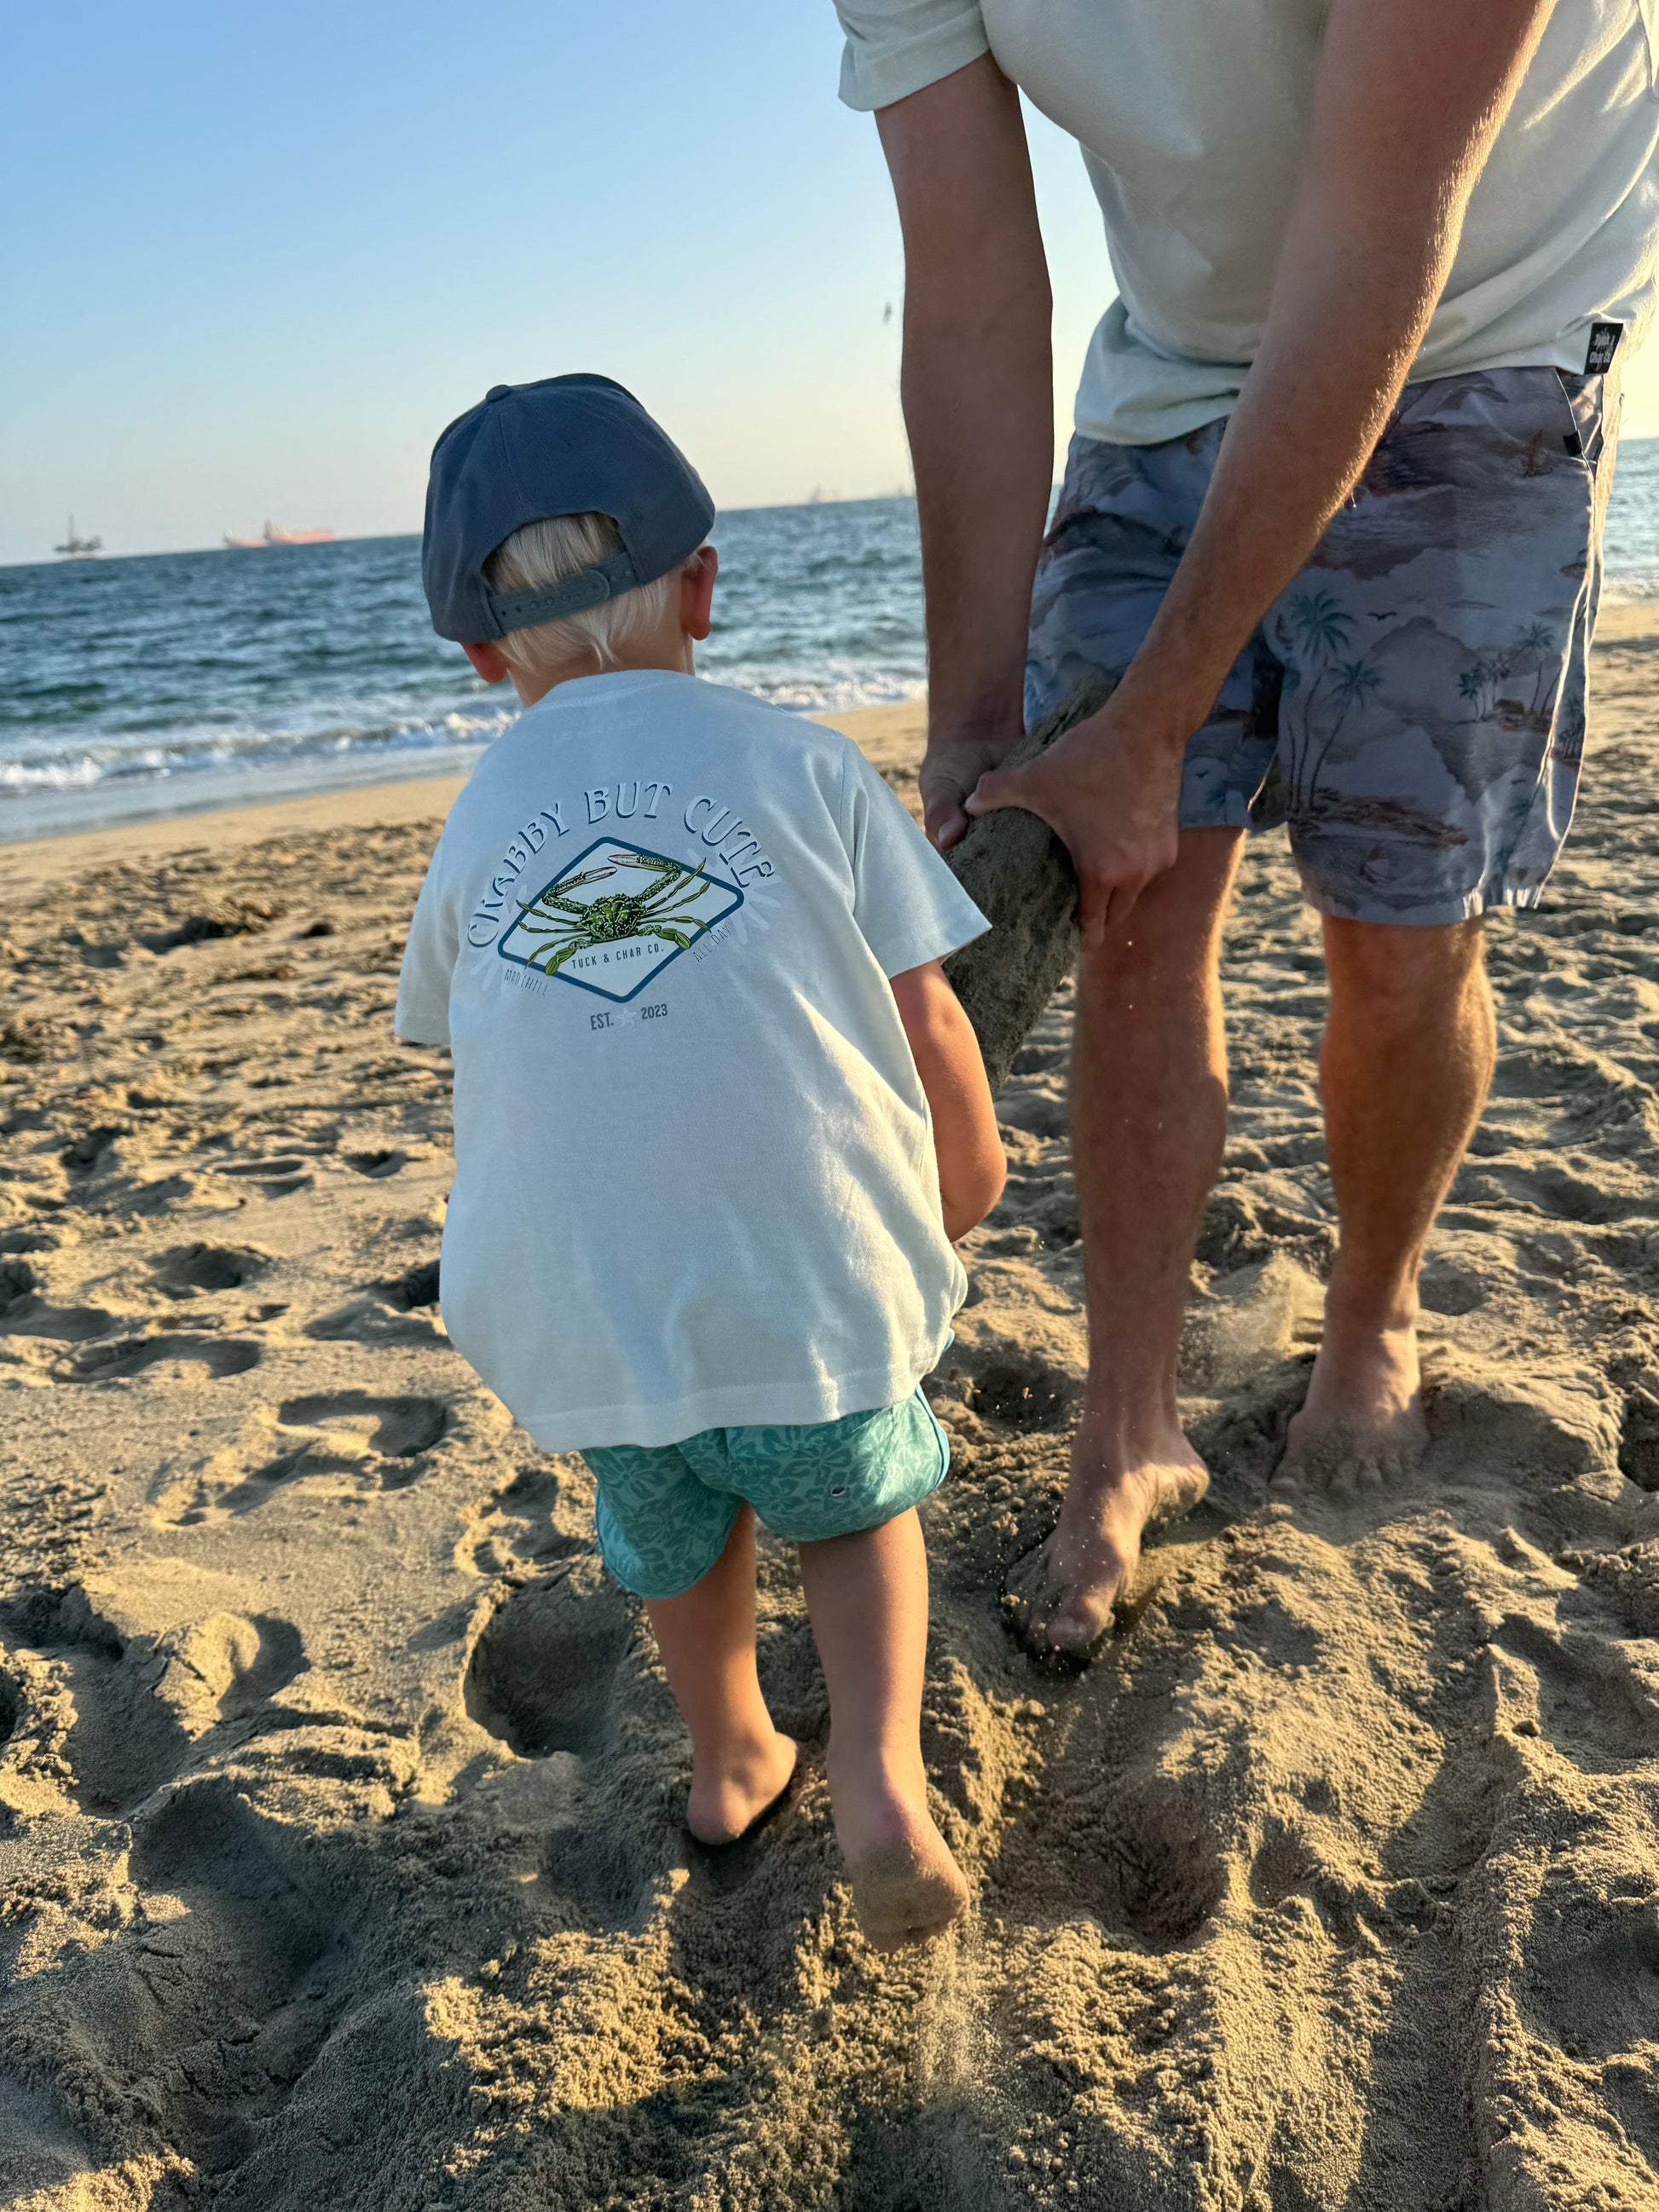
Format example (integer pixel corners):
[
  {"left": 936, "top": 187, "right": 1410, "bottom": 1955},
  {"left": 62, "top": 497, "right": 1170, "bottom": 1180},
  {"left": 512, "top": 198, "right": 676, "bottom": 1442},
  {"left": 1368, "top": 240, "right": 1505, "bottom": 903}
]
[{"left": 466, "top": 782, "right": 775, "bottom": 948}]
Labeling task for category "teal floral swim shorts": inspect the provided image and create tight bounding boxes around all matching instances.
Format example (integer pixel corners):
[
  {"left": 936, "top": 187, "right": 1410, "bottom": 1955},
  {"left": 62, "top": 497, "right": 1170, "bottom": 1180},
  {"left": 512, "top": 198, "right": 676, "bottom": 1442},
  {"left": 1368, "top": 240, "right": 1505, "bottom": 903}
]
[
  {"left": 581, "top": 1386, "right": 949, "bottom": 1598},
  {"left": 1026, "top": 366, "right": 1621, "bottom": 925}
]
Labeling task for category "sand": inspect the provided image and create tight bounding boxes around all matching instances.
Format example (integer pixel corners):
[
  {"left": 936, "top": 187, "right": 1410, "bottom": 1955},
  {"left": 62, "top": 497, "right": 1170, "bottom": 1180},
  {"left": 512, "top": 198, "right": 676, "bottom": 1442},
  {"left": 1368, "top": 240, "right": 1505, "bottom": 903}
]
[{"left": 3, "top": 629, "right": 1659, "bottom": 2208}]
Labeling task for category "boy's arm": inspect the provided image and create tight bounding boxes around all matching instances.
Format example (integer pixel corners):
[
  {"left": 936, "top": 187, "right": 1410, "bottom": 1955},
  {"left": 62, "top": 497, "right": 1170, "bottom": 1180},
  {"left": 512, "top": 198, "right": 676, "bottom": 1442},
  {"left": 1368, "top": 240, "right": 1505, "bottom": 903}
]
[{"left": 890, "top": 959, "right": 1006, "bottom": 1242}]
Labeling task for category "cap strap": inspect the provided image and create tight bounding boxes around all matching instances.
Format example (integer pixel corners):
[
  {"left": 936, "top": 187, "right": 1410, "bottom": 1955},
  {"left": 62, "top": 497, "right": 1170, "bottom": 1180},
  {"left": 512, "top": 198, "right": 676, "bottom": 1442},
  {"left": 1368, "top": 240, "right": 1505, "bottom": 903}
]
[{"left": 485, "top": 548, "right": 641, "bottom": 632}]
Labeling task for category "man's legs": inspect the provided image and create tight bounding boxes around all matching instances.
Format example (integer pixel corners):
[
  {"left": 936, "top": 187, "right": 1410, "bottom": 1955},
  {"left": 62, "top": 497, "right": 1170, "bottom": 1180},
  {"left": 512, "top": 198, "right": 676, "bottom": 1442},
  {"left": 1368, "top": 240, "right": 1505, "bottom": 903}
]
[
  {"left": 1003, "top": 825, "right": 1242, "bottom": 1655},
  {"left": 1277, "top": 913, "right": 1494, "bottom": 1493}
]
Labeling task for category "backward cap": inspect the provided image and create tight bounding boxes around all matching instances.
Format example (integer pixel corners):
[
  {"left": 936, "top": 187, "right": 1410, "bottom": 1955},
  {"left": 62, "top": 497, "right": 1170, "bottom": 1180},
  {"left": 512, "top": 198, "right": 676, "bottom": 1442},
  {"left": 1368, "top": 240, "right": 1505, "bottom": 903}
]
[{"left": 422, "top": 373, "right": 715, "bottom": 643}]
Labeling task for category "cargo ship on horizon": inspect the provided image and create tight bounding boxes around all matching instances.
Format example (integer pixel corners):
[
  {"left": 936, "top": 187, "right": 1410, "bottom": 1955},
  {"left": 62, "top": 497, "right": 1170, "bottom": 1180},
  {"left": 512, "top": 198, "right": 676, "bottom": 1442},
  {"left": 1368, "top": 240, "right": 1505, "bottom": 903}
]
[{"left": 223, "top": 522, "right": 336, "bottom": 549}]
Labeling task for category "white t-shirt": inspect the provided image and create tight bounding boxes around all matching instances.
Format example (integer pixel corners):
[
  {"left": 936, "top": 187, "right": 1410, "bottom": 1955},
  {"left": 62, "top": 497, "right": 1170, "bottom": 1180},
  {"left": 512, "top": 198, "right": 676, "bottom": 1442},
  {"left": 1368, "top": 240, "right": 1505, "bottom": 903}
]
[
  {"left": 835, "top": 0, "right": 1659, "bottom": 446},
  {"left": 396, "top": 668, "right": 990, "bottom": 1452}
]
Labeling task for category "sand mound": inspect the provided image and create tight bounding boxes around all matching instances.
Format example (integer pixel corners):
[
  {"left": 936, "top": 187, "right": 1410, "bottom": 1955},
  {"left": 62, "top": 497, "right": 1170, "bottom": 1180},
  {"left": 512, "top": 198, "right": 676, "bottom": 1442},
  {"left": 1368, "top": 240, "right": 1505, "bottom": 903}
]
[{"left": 3, "top": 638, "right": 1659, "bottom": 2207}]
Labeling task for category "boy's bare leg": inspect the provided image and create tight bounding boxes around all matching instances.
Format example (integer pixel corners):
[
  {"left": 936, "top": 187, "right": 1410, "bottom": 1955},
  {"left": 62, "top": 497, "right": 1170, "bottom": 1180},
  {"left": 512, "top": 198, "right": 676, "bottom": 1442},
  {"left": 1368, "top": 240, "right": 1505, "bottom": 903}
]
[
  {"left": 796, "top": 1508, "right": 968, "bottom": 1951},
  {"left": 644, "top": 1505, "right": 798, "bottom": 1845},
  {"left": 1277, "top": 914, "right": 1494, "bottom": 1493}
]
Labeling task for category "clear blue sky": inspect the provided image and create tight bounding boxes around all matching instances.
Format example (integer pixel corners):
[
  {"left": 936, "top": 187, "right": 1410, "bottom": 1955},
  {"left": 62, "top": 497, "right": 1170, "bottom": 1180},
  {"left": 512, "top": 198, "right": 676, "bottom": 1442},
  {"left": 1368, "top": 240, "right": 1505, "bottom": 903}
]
[{"left": 5, "top": 3, "right": 1655, "bottom": 565}]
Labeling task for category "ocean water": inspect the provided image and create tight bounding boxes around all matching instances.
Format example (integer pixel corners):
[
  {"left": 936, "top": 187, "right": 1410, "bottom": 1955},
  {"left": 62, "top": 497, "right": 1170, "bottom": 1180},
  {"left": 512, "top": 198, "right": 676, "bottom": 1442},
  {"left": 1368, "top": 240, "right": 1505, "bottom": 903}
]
[
  {"left": 1602, "top": 434, "right": 1659, "bottom": 590},
  {"left": 0, "top": 500, "right": 927, "bottom": 842},
  {"left": 4, "top": 444, "right": 1658, "bottom": 842}
]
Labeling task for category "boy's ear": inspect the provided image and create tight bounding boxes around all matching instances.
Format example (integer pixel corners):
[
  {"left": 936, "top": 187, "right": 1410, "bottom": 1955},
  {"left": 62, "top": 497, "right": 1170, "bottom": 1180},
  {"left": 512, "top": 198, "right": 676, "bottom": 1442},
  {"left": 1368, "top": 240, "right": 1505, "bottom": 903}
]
[
  {"left": 679, "top": 545, "right": 719, "bottom": 642},
  {"left": 462, "top": 639, "right": 512, "bottom": 684}
]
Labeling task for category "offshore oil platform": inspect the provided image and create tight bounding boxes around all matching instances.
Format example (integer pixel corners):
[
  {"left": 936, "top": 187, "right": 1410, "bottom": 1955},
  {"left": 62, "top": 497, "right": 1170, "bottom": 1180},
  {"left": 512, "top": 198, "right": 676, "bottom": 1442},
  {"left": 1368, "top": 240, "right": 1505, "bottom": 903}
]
[{"left": 55, "top": 517, "right": 102, "bottom": 558}]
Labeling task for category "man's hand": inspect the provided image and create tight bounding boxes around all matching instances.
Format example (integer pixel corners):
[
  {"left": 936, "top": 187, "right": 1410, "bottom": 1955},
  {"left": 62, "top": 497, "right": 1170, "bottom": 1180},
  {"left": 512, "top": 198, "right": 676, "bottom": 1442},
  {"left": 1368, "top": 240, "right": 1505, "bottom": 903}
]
[
  {"left": 919, "top": 725, "right": 1024, "bottom": 851},
  {"left": 965, "top": 685, "right": 1188, "bottom": 937}
]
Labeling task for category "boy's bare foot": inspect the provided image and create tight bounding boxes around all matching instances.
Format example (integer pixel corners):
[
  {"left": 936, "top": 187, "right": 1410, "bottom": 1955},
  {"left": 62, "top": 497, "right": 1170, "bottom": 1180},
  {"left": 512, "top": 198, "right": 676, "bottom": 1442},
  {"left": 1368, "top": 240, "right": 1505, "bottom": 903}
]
[
  {"left": 1273, "top": 1307, "right": 1427, "bottom": 1498},
  {"left": 685, "top": 1730, "right": 799, "bottom": 1847},
  {"left": 829, "top": 1753, "right": 969, "bottom": 1950},
  {"left": 1002, "top": 1429, "right": 1209, "bottom": 1662},
  {"left": 849, "top": 1834, "right": 970, "bottom": 1951}
]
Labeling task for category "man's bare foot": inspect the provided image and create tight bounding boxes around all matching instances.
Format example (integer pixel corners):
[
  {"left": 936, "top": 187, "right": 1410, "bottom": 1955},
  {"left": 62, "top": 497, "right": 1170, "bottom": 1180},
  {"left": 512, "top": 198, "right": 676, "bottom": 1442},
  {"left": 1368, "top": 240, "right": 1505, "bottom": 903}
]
[
  {"left": 828, "top": 1751, "right": 968, "bottom": 1951},
  {"left": 685, "top": 1729, "right": 799, "bottom": 1847},
  {"left": 1275, "top": 1306, "right": 1428, "bottom": 1498},
  {"left": 1002, "top": 1431, "right": 1210, "bottom": 1661}
]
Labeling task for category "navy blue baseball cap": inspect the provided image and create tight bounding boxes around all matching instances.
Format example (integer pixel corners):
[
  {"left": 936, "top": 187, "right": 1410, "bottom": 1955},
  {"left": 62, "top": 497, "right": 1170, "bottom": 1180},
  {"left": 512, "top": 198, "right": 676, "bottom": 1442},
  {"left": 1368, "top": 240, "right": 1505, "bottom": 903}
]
[{"left": 422, "top": 373, "right": 716, "bottom": 644}]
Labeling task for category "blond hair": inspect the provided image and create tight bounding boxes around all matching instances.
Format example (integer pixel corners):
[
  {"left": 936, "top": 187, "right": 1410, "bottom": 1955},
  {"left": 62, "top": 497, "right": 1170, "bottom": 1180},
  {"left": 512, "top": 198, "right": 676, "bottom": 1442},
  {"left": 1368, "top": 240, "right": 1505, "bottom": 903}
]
[{"left": 484, "top": 511, "right": 697, "bottom": 682}]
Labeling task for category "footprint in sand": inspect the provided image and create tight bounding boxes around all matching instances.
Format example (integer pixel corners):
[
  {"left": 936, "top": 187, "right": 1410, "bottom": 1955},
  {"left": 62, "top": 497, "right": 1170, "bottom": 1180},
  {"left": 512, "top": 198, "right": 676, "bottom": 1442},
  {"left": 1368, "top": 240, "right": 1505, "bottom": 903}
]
[
  {"left": 0, "top": 1596, "right": 363, "bottom": 2199},
  {"left": 0, "top": 1257, "right": 119, "bottom": 1343},
  {"left": 1458, "top": 1158, "right": 1637, "bottom": 1227},
  {"left": 464, "top": 1556, "right": 633, "bottom": 1759},
  {"left": 1527, "top": 1896, "right": 1659, "bottom": 2069},
  {"left": 1, "top": 1585, "right": 348, "bottom": 2174},
  {"left": 59, "top": 1333, "right": 263, "bottom": 1383},
  {"left": 153, "top": 1241, "right": 273, "bottom": 1297},
  {"left": 0, "top": 1225, "right": 64, "bottom": 1256},
  {"left": 380, "top": 1257, "right": 438, "bottom": 1308},
  {"left": 58, "top": 1124, "right": 126, "bottom": 1174},
  {"left": 1487, "top": 1614, "right": 1659, "bottom": 1774},
  {"left": 1418, "top": 1257, "right": 1490, "bottom": 1316},
  {"left": 30, "top": 1780, "right": 357, "bottom": 2186},
  {"left": 343, "top": 1147, "right": 408, "bottom": 1179},
  {"left": 210, "top": 1157, "right": 315, "bottom": 1197},
  {"left": 968, "top": 1349, "right": 1078, "bottom": 1433},
  {"left": 456, "top": 1457, "right": 592, "bottom": 1579},
  {"left": 150, "top": 1391, "right": 452, "bottom": 1525},
  {"left": 5, "top": 1584, "right": 308, "bottom": 1816},
  {"left": 275, "top": 1389, "right": 447, "bottom": 1459},
  {"left": 304, "top": 1257, "right": 446, "bottom": 1346},
  {"left": 464, "top": 1562, "right": 666, "bottom": 1925},
  {"left": 1019, "top": 1779, "right": 1228, "bottom": 1951}
]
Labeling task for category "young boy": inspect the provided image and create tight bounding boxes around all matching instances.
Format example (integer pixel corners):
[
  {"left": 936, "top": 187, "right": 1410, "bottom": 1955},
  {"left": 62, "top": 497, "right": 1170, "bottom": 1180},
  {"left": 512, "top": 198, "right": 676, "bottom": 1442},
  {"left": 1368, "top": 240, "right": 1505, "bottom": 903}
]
[{"left": 398, "top": 374, "right": 1004, "bottom": 1949}]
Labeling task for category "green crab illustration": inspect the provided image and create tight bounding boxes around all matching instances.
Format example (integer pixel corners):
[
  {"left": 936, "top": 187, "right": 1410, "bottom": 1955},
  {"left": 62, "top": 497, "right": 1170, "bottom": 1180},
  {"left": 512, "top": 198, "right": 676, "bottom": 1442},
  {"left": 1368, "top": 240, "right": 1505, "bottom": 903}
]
[{"left": 512, "top": 850, "right": 720, "bottom": 976}]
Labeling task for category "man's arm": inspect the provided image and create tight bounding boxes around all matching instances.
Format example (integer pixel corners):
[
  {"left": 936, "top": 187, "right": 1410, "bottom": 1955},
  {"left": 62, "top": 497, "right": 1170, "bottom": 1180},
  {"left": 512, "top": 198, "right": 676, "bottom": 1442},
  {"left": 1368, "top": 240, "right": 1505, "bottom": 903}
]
[
  {"left": 969, "top": 0, "right": 1560, "bottom": 936},
  {"left": 876, "top": 56, "right": 1055, "bottom": 851},
  {"left": 890, "top": 959, "right": 1006, "bottom": 1240}
]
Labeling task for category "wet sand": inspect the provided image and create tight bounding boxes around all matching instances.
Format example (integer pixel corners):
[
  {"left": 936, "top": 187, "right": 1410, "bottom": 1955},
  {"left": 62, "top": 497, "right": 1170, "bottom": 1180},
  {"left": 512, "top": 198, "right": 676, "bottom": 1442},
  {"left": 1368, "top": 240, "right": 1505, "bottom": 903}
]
[{"left": 3, "top": 622, "right": 1659, "bottom": 2208}]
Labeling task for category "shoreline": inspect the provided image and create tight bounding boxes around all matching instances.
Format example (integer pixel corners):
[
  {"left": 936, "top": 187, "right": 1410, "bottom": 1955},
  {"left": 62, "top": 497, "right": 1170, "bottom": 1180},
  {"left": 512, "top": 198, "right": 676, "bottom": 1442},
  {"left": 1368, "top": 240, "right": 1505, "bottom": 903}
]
[
  {"left": 5, "top": 589, "right": 1655, "bottom": 900},
  {"left": 0, "top": 699, "right": 927, "bottom": 901}
]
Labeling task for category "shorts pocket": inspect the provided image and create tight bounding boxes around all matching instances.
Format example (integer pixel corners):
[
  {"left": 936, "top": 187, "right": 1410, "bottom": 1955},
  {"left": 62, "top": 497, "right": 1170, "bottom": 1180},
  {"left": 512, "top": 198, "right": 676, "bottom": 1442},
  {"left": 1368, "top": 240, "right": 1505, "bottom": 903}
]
[{"left": 1552, "top": 370, "right": 1607, "bottom": 474}]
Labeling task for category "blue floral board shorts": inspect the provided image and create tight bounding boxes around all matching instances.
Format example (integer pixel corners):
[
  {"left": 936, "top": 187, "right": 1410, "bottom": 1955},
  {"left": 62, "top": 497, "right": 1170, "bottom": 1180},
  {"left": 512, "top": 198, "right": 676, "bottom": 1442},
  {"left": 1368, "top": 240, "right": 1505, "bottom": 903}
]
[
  {"left": 1026, "top": 367, "right": 1621, "bottom": 925},
  {"left": 580, "top": 1386, "right": 950, "bottom": 1599}
]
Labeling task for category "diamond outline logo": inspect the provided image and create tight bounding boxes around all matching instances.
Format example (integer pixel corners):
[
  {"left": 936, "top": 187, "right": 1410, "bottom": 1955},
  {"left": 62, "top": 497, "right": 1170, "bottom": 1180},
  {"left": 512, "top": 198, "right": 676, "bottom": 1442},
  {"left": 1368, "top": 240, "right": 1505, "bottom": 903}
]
[{"left": 497, "top": 835, "right": 744, "bottom": 1003}]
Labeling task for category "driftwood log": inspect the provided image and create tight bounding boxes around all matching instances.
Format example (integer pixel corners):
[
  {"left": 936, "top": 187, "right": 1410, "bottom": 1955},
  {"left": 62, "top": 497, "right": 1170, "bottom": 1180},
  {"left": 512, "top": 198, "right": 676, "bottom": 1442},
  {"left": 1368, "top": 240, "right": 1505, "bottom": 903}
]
[{"left": 941, "top": 676, "right": 1113, "bottom": 1095}]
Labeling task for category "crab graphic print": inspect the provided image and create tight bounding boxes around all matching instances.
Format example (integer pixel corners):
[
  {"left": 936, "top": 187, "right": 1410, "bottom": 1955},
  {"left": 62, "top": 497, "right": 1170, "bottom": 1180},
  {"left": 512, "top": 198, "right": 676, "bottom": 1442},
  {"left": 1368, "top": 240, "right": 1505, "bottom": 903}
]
[{"left": 497, "top": 837, "right": 744, "bottom": 1002}]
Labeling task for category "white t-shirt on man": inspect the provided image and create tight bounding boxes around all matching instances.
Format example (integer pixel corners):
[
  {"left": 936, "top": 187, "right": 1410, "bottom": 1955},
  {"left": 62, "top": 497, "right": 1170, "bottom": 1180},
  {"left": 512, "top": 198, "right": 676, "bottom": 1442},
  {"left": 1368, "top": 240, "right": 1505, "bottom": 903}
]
[
  {"left": 396, "top": 668, "right": 990, "bottom": 1452},
  {"left": 834, "top": 0, "right": 1659, "bottom": 447}
]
